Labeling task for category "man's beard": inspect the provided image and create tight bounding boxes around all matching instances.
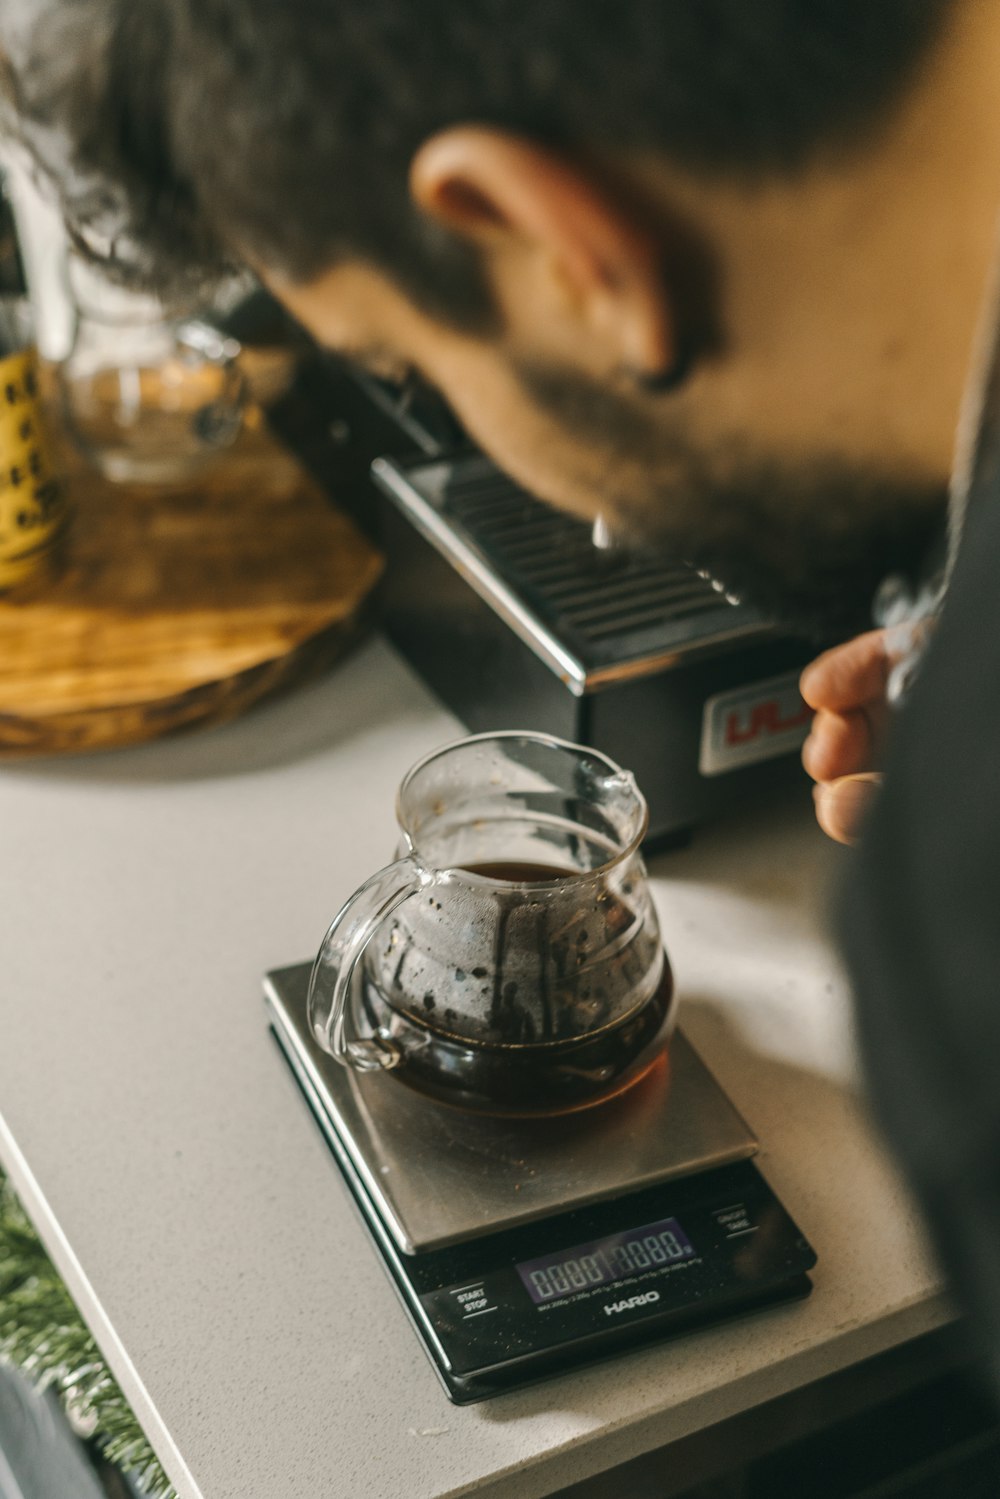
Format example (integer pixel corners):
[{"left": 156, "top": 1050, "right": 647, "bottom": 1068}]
[{"left": 517, "top": 363, "right": 947, "bottom": 641}]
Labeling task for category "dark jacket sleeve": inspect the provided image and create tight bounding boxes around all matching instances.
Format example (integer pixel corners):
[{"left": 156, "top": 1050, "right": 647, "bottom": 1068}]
[{"left": 839, "top": 489, "right": 1000, "bottom": 1391}]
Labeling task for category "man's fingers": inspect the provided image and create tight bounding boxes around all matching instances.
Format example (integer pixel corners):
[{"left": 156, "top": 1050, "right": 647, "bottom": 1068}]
[
  {"left": 802, "top": 708, "right": 876, "bottom": 784},
  {"left": 800, "top": 630, "right": 890, "bottom": 713},
  {"left": 813, "top": 773, "right": 883, "bottom": 845}
]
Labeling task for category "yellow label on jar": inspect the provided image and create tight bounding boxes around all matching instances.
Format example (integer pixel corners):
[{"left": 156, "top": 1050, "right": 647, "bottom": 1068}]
[{"left": 0, "top": 348, "right": 67, "bottom": 592}]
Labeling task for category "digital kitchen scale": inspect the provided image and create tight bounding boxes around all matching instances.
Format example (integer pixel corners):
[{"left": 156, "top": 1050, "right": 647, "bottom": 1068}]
[{"left": 265, "top": 963, "right": 817, "bottom": 1404}]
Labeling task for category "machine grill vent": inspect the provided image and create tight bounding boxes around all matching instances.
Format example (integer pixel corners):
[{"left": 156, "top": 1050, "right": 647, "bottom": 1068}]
[{"left": 443, "top": 464, "right": 740, "bottom": 651}]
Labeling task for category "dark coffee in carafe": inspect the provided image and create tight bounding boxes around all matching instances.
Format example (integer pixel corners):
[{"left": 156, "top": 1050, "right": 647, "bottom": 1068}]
[
  {"left": 358, "top": 860, "right": 673, "bottom": 1116},
  {"left": 308, "top": 733, "right": 674, "bottom": 1114}
]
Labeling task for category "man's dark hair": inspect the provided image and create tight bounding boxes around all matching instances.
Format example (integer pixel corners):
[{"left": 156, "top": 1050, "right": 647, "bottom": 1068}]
[{"left": 6, "top": 0, "right": 953, "bottom": 321}]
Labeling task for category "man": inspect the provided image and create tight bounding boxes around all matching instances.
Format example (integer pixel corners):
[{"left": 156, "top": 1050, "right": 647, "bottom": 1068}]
[{"left": 5, "top": 0, "right": 1000, "bottom": 1383}]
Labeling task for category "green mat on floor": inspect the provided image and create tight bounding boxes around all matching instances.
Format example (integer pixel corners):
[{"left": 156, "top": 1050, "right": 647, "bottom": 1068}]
[{"left": 0, "top": 1167, "right": 175, "bottom": 1497}]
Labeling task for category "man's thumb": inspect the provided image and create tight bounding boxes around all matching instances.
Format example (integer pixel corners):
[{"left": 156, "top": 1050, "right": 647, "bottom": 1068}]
[{"left": 813, "top": 773, "right": 883, "bottom": 846}]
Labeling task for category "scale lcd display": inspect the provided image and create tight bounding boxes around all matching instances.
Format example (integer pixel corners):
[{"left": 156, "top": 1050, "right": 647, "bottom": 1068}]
[{"left": 516, "top": 1215, "right": 696, "bottom": 1306}]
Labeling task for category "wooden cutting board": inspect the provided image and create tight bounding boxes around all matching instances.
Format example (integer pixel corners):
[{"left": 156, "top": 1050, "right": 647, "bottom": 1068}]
[{"left": 0, "top": 412, "right": 383, "bottom": 757}]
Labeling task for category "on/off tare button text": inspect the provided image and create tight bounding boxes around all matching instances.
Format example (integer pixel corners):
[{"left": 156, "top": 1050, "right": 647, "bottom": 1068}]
[{"left": 711, "top": 1203, "right": 758, "bottom": 1238}]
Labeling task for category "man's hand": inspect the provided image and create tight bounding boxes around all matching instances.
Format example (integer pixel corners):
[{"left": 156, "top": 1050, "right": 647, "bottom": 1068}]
[{"left": 800, "top": 630, "right": 891, "bottom": 845}]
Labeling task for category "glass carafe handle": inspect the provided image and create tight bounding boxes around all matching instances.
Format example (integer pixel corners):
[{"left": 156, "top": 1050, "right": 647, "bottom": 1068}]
[{"left": 307, "top": 855, "right": 432, "bottom": 1071}]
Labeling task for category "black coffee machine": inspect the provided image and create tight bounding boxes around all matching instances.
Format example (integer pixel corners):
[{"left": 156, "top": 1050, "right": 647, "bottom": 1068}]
[{"left": 270, "top": 351, "right": 820, "bottom": 848}]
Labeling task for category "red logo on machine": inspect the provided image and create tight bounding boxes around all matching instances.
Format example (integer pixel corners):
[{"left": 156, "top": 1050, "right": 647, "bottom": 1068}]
[
  {"left": 724, "top": 698, "right": 814, "bottom": 748},
  {"left": 700, "top": 671, "right": 815, "bottom": 777}
]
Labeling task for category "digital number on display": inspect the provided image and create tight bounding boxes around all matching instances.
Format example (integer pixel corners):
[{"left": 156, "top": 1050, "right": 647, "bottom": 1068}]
[{"left": 516, "top": 1216, "right": 696, "bottom": 1305}]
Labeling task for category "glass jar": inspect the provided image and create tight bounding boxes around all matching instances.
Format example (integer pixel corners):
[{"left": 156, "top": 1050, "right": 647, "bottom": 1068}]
[{"left": 58, "top": 258, "right": 245, "bottom": 485}]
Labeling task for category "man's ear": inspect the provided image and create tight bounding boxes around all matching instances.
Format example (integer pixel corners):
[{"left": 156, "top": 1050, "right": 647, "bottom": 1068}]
[{"left": 410, "top": 126, "right": 675, "bottom": 377}]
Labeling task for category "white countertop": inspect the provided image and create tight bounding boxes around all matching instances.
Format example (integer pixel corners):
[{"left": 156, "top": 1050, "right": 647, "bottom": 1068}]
[{"left": 0, "top": 636, "right": 948, "bottom": 1499}]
